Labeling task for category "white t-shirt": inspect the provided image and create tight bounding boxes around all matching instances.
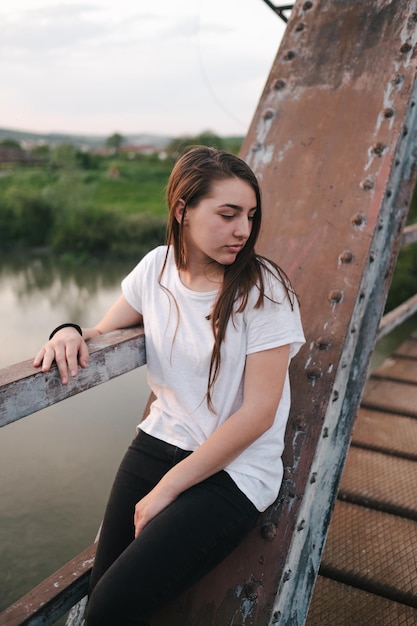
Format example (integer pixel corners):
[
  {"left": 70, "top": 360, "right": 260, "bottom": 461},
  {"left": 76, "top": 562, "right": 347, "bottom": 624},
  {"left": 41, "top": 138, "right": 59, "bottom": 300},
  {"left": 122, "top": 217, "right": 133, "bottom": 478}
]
[{"left": 122, "top": 246, "right": 305, "bottom": 511}]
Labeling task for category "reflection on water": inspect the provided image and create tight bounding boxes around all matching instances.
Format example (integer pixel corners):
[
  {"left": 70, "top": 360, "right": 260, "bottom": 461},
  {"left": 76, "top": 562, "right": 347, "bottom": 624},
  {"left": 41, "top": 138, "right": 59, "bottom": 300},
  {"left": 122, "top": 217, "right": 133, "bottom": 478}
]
[
  {"left": 0, "top": 254, "right": 149, "bottom": 612},
  {"left": 0, "top": 253, "right": 136, "bottom": 367}
]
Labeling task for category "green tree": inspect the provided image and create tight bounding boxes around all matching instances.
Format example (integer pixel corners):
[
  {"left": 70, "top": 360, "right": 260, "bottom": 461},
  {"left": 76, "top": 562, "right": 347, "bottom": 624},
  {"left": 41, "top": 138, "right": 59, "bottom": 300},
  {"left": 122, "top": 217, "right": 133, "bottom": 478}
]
[
  {"left": 194, "top": 130, "right": 224, "bottom": 150},
  {"left": 106, "top": 132, "right": 124, "bottom": 155},
  {"left": 0, "top": 138, "right": 22, "bottom": 150},
  {"left": 166, "top": 130, "right": 225, "bottom": 162},
  {"left": 31, "top": 144, "right": 51, "bottom": 161},
  {"left": 50, "top": 143, "right": 77, "bottom": 170}
]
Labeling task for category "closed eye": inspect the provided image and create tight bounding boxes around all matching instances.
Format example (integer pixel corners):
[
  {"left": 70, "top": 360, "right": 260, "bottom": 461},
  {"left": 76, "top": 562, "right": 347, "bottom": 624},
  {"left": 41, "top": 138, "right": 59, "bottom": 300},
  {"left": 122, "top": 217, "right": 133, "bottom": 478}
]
[{"left": 220, "top": 212, "right": 257, "bottom": 221}]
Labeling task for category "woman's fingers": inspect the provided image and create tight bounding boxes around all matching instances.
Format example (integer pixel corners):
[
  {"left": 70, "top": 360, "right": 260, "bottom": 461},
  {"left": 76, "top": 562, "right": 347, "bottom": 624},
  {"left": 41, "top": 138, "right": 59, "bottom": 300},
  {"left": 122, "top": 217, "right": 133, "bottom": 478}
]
[
  {"left": 33, "top": 330, "right": 89, "bottom": 385},
  {"left": 78, "top": 340, "right": 90, "bottom": 369},
  {"left": 134, "top": 489, "right": 175, "bottom": 538},
  {"left": 33, "top": 346, "right": 47, "bottom": 368}
]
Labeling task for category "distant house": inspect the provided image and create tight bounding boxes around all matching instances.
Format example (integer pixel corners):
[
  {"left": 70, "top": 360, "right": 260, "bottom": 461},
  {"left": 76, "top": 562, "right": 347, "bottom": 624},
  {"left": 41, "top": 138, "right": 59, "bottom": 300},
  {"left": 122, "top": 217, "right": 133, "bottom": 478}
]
[
  {"left": 120, "top": 144, "right": 161, "bottom": 159},
  {"left": 0, "top": 148, "right": 43, "bottom": 166}
]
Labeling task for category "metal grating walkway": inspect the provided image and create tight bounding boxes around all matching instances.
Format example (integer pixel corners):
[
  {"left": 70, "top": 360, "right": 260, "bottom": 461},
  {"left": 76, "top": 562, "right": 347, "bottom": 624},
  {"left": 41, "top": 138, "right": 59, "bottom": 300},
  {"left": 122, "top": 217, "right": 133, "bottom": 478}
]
[{"left": 306, "top": 331, "right": 417, "bottom": 625}]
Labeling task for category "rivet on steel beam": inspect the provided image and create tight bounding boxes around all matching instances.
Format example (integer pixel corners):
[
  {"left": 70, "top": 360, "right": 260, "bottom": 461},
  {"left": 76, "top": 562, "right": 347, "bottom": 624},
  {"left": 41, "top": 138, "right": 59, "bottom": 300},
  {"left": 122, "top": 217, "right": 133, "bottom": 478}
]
[
  {"left": 403, "top": 126, "right": 409, "bottom": 136},
  {"left": 338, "top": 250, "right": 353, "bottom": 264},
  {"left": 295, "top": 22, "right": 305, "bottom": 32},
  {"left": 315, "top": 336, "right": 331, "bottom": 350},
  {"left": 323, "top": 427, "right": 329, "bottom": 438},
  {"left": 371, "top": 142, "right": 386, "bottom": 156},
  {"left": 251, "top": 142, "right": 262, "bottom": 152},
  {"left": 360, "top": 178, "right": 375, "bottom": 191},
  {"left": 273, "top": 78, "right": 286, "bottom": 90},
  {"left": 332, "top": 390, "right": 339, "bottom": 402},
  {"left": 283, "top": 50, "right": 296, "bottom": 61},
  {"left": 295, "top": 416, "right": 307, "bottom": 431},
  {"left": 244, "top": 581, "right": 260, "bottom": 600},
  {"left": 261, "top": 522, "right": 278, "bottom": 542},
  {"left": 283, "top": 570, "right": 292, "bottom": 582},
  {"left": 391, "top": 74, "right": 404, "bottom": 86},
  {"left": 272, "top": 611, "right": 281, "bottom": 623},
  {"left": 408, "top": 12, "right": 417, "bottom": 25},
  {"left": 306, "top": 367, "right": 322, "bottom": 381},
  {"left": 369, "top": 252, "right": 375, "bottom": 263},
  {"left": 351, "top": 212, "right": 366, "bottom": 226},
  {"left": 297, "top": 519, "right": 305, "bottom": 531},
  {"left": 328, "top": 289, "right": 343, "bottom": 303},
  {"left": 310, "top": 472, "right": 317, "bottom": 484},
  {"left": 263, "top": 109, "right": 275, "bottom": 121},
  {"left": 386, "top": 189, "right": 392, "bottom": 197},
  {"left": 303, "top": 1, "right": 313, "bottom": 10},
  {"left": 283, "top": 465, "right": 295, "bottom": 479},
  {"left": 383, "top": 107, "right": 395, "bottom": 118},
  {"left": 400, "top": 42, "right": 412, "bottom": 54}
]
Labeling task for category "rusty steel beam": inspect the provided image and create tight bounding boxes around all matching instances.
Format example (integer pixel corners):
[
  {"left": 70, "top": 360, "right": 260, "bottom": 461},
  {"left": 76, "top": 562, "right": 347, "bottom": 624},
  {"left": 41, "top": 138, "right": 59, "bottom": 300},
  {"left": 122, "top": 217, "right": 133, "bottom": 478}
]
[
  {"left": 377, "top": 292, "right": 417, "bottom": 340},
  {"left": 401, "top": 221, "right": 417, "bottom": 245},
  {"left": 151, "top": 1, "right": 417, "bottom": 625}
]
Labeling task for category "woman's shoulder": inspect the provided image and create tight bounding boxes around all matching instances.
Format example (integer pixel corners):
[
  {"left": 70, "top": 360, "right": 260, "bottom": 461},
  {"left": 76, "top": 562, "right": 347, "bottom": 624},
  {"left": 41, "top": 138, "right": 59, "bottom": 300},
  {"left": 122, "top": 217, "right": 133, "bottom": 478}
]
[
  {"left": 131, "top": 245, "right": 169, "bottom": 272},
  {"left": 123, "top": 246, "right": 169, "bottom": 285},
  {"left": 142, "top": 245, "right": 169, "bottom": 264},
  {"left": 254, "top": 256, "right": 294, "bottom": 300}
]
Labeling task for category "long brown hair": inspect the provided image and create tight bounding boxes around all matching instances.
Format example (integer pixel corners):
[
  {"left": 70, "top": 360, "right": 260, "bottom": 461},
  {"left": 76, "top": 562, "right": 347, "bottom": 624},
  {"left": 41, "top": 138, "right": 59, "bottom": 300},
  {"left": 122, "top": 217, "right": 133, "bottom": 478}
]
[{"left": 160, "top": 146, "right": 295, "bottom": 411}]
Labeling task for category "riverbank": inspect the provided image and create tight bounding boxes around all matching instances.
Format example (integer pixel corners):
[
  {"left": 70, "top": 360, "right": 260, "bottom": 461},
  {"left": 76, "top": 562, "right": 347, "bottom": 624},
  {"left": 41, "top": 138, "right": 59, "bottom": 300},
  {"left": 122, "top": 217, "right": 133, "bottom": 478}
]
[{"left": 0, "top": 156, "right": 170, "bottom": 260}]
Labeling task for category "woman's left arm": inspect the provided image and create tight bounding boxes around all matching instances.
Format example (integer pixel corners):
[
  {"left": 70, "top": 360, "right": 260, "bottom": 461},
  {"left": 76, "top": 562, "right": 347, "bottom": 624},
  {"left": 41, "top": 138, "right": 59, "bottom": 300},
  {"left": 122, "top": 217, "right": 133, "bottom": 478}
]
[{"left": 134, "top": 344, "right": 290, "bottom": 536}]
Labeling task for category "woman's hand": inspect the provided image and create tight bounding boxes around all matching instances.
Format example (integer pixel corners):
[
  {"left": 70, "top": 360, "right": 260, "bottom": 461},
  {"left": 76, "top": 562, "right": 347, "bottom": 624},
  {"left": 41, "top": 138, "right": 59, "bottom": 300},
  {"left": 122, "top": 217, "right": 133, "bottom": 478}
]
[
  {"left": 134, "top": 486, "right": 177, "bottom": 538},
  {"left": 33, "top": 327, "right": 90, "bottom": 385},
  {"left": 33, "top": 294, "right": 142, "bottom": 386}
]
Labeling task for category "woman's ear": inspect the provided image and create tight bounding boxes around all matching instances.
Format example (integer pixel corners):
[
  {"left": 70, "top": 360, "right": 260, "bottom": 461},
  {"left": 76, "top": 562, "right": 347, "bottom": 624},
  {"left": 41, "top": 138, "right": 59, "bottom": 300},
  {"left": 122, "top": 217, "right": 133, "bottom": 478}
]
[{"left": 174, "top": 199, "right": 186, "bottom": 224}]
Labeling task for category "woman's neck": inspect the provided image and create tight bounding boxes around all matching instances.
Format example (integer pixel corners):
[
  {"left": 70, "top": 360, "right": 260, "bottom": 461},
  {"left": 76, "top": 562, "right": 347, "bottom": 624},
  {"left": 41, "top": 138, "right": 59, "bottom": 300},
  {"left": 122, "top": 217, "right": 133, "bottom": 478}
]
[{"left": 178, "top": 264, "right": 223, "bottom": 292}]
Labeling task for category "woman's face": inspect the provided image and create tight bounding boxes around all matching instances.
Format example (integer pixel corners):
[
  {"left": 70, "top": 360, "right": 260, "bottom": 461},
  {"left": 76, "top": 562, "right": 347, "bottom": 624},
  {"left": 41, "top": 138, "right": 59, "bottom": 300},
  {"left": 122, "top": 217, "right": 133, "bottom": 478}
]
[{"left": 178, "top": 177, "right": 257, "bottom": 270}]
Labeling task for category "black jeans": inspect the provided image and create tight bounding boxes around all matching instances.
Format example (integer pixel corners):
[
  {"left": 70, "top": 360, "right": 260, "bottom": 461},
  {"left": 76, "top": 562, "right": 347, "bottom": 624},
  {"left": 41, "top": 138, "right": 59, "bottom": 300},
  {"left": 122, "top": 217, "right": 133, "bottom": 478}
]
[{"left": 85, "top": 430, "right": 259, "bottom": 626}]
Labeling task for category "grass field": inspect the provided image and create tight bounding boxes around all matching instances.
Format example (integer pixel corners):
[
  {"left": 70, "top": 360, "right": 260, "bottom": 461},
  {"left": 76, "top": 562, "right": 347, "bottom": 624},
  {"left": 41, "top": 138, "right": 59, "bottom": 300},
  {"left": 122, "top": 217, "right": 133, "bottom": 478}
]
[{"left": 91, "top": 159, "right": 170, "bottom": 215}]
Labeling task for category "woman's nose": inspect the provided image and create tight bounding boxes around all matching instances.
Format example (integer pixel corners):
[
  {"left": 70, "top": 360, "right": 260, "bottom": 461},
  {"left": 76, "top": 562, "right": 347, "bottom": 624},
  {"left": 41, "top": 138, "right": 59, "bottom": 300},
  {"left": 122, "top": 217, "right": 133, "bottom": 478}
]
[{"left": 234, "top": 216, "right": 252, "bottom": 239}]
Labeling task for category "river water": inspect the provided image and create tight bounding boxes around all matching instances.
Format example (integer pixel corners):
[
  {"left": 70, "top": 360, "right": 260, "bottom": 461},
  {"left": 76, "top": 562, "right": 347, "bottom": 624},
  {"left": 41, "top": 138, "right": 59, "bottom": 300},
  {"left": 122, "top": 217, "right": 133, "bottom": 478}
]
[
  {"left": 1, "top": 254, "right": 416, "bottom": 615},
  {"left": 0, "top": 254, "right": 150, "bottom": 613}
]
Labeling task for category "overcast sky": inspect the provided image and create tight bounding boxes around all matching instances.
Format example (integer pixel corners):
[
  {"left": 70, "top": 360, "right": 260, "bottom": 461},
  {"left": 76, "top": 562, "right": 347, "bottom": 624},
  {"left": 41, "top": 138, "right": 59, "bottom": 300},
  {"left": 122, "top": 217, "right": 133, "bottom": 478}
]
[{"left": 0, "top": 0, "right": 286, "bottom": 138}]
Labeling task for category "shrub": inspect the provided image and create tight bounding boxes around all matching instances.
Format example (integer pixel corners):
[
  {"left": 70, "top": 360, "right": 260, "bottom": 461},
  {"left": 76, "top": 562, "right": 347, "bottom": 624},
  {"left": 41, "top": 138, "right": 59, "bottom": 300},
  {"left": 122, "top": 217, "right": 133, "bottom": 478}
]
[
  {"left": 1, "top": 187, "right": 53, "bottom": 247},
  {"left": 109, "top": 213, "right": 166, "bottom": 259},
  {"left": 51, "top": 205, "right": 118, "bottom": 255}
]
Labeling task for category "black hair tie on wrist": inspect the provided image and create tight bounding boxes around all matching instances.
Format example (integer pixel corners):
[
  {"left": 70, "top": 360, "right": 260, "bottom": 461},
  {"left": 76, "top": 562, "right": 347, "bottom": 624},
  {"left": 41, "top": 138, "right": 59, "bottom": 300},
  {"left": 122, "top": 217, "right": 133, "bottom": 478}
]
[{"left": 49, "top": 323, "right": 83, "bottom": 341}]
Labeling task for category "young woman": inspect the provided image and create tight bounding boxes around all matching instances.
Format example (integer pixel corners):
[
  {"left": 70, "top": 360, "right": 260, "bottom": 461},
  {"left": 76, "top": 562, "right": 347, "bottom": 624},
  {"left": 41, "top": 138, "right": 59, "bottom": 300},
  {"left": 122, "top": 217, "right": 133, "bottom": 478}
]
[{"left": 34, "top": 147, "right": 305, "bottom": 625}]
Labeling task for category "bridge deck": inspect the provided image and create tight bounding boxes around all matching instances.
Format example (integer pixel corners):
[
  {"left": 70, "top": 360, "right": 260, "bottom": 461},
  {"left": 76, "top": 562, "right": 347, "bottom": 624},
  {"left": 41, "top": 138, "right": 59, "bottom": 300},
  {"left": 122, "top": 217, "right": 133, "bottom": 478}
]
[{"left": 306, "top": 331, "right": 417, "bottom": 625}]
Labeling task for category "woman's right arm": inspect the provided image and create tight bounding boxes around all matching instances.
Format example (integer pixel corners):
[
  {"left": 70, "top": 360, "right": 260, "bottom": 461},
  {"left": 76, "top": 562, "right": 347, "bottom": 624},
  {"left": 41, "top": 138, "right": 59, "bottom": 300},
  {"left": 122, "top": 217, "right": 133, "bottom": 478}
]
[{"left": 33, "top": 294, "right": 143, "bottom": 385}]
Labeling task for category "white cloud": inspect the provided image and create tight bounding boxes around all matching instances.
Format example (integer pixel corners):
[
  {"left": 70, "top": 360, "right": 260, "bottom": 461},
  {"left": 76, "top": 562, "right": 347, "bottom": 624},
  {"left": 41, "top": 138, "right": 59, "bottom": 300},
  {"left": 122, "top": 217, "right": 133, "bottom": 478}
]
[{"left": 0, "top": 0, "right": 286, "bottom": 136}]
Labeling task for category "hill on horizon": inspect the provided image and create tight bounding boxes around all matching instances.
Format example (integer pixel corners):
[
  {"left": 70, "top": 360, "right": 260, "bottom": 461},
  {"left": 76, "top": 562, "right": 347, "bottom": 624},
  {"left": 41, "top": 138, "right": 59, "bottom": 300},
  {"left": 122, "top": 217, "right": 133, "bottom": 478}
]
[{"left": 0, "top": 127, "right": 172, "bottom": 150}]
